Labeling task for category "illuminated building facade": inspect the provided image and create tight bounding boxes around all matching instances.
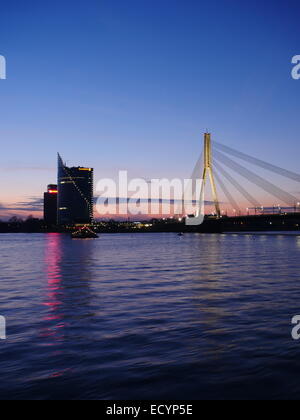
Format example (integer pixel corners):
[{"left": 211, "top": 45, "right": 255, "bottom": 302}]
[
  {"left": 57, "top": 154, "right": 94, "bottom": 225},
  {"left": 44, "top": 184, "right": 58, "bottom": 225}
]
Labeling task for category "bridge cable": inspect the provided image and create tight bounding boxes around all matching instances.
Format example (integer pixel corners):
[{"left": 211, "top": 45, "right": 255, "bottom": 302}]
[
  {"left": 214, "top": 150, "right": 299, "bottom": 205},
  {"left": 176, "top": 152, "right": 204, "bottom": 216},
  {"left": 214, "top": 160, "right": 261, "bottom": 207},
  {"left": 214, "top": 169, "right": 241, "bottom": 212},
  {"left": 214, "top": 141, "right": 300, "bottom": 183}
]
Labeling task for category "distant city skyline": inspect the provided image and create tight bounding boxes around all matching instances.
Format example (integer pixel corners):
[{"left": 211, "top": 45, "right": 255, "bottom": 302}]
[{"left": 1, "top": 0, "right": 300, "bottom": 219}]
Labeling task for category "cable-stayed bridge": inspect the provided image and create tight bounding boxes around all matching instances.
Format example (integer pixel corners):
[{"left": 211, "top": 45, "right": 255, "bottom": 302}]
[
  {"left": 183, "top": 133, "right": 300, "bottom": 232},
  {"left": 189, "top": 133, "right": 300, "bottom": 216}
]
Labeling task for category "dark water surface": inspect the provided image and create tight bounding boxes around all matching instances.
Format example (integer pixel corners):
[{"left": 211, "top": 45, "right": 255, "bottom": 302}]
[{"left": 1, "top": 232, "right": 300, "bottom": 400}]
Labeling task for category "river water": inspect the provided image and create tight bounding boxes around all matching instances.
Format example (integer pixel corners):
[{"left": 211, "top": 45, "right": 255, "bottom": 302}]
[{"left": 0, "top": 232, "right": 300, "bottom": 400}]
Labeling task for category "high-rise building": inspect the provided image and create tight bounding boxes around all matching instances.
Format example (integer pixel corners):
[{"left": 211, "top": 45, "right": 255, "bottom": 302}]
[
  {"left": 44, "top": 184, "right": 58, "bottom": 225},
  {"left": 57, "top": 154, "right": 94, "bottom": 225}
]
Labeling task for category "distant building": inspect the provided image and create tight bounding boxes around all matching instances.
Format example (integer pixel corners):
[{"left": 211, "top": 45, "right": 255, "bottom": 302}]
[
  {"left": 57, "top": 154, "right": 94, "bottom": 225},
  {"left": 44, "top": 184, "right": 58, "bottom": 225}
]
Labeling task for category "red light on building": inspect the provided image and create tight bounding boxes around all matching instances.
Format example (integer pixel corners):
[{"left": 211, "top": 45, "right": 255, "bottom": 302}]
[
  {"left": 44, "top": 184, "right": 58, "bottom": 225},
  {"left": 47, "top": 184, "right": 58, "bottom": 194}
]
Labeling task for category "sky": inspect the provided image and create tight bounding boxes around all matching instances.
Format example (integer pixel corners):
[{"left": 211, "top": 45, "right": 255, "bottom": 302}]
[{"left": 0, "top": 0, "right": 300, "bottom": 219}]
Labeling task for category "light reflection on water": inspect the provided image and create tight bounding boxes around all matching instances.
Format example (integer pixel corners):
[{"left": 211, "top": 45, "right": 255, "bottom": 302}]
[{"left": 0, "top": 232, "right": 300, "bottom": 400}]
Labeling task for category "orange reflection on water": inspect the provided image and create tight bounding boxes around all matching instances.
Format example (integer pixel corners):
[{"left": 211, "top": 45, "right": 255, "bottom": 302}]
[
  {"left": 41, "top": 233, "right": 66, "bottom": 342},
  {"left": 44, "top": 233, "right": 63, "bottom": 312}
]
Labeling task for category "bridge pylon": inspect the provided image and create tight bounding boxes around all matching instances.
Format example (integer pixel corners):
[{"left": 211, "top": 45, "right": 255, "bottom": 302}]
[{"left": 201, "top": 133, "right": 221, "bottom": 218}]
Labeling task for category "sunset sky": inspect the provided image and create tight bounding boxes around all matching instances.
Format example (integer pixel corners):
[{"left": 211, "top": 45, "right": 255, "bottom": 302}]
[{"left": 1, "top": 0, "right": 300, "bottom": 219}]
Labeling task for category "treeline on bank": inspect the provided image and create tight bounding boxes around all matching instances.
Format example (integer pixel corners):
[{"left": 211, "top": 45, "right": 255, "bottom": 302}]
[
  {"left": 3, "top": 213, "right": 300, "bottom": 234},
  {"left": 0, "top": 216, "right": 188, "bottom": 234}
]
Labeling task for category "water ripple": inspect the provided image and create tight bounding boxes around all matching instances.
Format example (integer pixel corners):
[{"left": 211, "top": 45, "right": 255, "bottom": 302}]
[{"left": 0, "top": 233, "right": 299, "bottom": 399}]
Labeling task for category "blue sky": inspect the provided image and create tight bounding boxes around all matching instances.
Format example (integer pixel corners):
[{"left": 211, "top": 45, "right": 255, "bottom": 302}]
[{"left": 0, "top": 0, "right": 300, "bottom": 218}]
